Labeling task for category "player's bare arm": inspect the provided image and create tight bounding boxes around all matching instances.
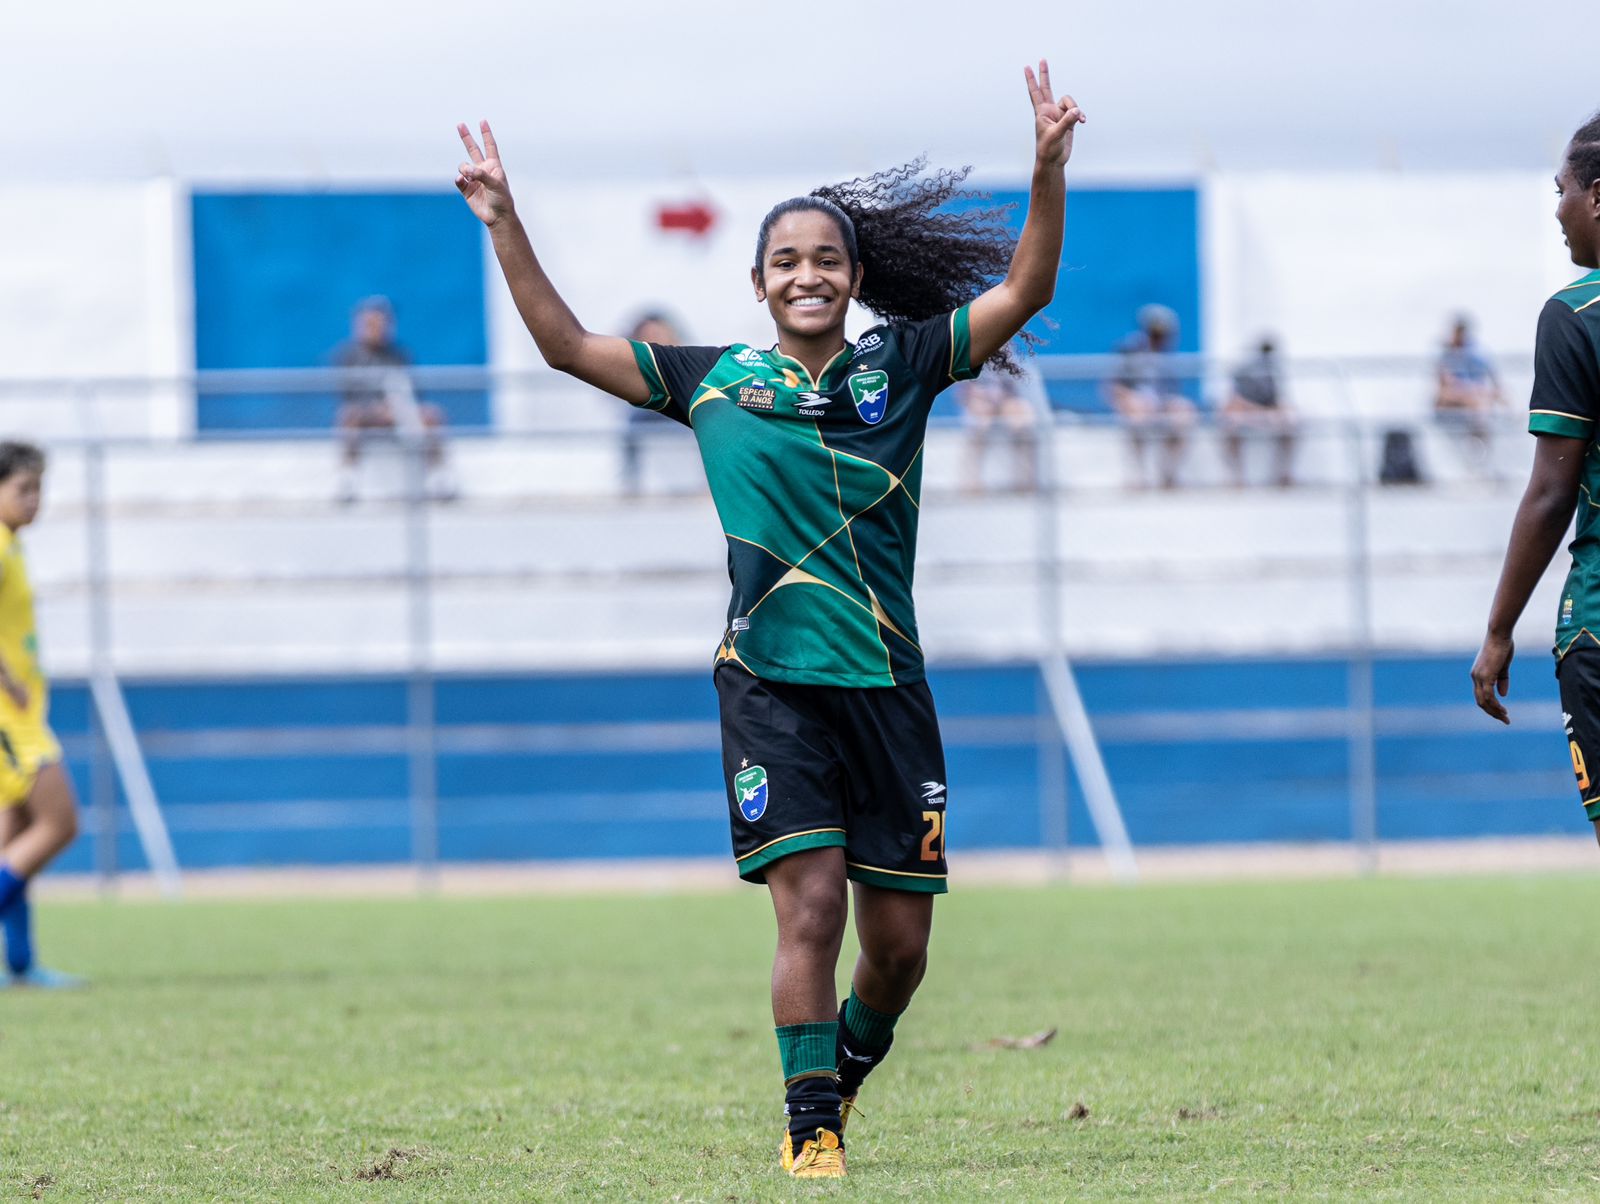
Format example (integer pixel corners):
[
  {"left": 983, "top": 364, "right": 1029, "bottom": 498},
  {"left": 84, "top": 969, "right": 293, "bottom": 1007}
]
[
  {"left": 1472, "top": 433, "right": 1586, "bottom": 723},
  {"left": 455, "top": 120, "right": 651, "bottom": 405},
  {"left": 967, "top": 60, "right": 1084, "bottom": 365}
]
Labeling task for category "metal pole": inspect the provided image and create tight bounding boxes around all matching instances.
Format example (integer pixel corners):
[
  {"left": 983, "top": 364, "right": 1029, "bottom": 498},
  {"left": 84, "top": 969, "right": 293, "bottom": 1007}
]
[
  {"left": 77, "top": 388, "right": 119, "bottom": 895},
  {"left": 1031, "top": 392, "right": 1070, "bottom": 879},
  {"left": 401, "top": 406, "right": 440, "bottom": 889},
  {"left": 1336, "top": 368, "right": 1379, "bottom": 874}
]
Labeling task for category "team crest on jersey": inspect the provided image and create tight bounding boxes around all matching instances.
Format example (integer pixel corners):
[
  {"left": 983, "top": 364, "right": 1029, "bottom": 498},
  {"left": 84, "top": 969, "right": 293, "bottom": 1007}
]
[
  {"left": 735, "top": 764, "right": 769, "bottom": 821},
  {"left": 848, "top": 370, "right": 890, "bottom": 424},
  {"left": 737, "top": 386, "right": 776, "bottom": 411}
]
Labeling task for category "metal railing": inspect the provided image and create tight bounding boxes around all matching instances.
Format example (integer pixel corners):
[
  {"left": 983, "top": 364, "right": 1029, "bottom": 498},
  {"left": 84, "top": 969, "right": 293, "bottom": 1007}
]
[{"left": 0, "top": 353, "right": 1555, "bottom": 885}]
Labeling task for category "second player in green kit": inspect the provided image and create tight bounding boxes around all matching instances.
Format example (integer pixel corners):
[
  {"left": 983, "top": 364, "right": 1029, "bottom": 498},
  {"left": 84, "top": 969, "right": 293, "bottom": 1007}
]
[
  {"left": 1474, "top": 110, "right": 1600, "bottom": 842},
  {"left": 455, "top": 59, "right": 1084, "bottom": 1179}
]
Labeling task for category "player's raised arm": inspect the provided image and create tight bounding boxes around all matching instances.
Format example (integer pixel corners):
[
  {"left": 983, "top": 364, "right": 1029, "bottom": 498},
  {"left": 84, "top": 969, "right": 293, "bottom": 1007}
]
[
  {"left": 455, "top": 120, "right": 652, "bottom": 404},
  {"left": 966, "top": 60, "right": 1084, "bottom": 366}
]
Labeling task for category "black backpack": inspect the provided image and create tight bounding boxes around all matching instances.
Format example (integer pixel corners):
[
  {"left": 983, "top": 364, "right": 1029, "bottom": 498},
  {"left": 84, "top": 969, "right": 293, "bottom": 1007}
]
[{"left": 1378, "top": 429, "right": 1424, "bottom": 485}]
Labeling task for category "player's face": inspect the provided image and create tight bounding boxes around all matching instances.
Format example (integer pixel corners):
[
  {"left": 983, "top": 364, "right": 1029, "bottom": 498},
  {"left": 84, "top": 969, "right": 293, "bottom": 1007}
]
[
  {"left": 0, "top": 468, "right": 42, "bottom": 531},
  {"left": 1556, "top": 154, "right": 1600, "bottom": 269},
  {"left": 752, "top": 211, "right": 862, "bottom": 342}
]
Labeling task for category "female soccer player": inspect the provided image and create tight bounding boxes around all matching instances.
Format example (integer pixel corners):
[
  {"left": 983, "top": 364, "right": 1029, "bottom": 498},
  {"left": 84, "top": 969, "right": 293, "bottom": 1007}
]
[
  {"left": 1473, "top": 111, "right": 1600, "bottom": 848},
  {"left": 455, "top": 61, "right": 1083, "bottom": 1178},
  {"left": 0, "top": 442, "right": 83, "bottom": 987}
]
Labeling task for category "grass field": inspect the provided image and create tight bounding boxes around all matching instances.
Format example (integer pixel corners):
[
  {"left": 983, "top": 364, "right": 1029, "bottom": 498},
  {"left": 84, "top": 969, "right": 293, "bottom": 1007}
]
[{"left": 5, "top": 874, "right": 1600, "bottom": 1201}]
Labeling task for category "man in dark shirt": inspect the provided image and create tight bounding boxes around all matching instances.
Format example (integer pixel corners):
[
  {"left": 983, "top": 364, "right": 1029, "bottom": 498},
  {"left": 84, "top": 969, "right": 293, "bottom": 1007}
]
[
  {"left": 1219, "top": 336, "right": 1295, "bottom": 487},
  {"left": 334, "top": 296, "right": 453, "bottom": 502}
]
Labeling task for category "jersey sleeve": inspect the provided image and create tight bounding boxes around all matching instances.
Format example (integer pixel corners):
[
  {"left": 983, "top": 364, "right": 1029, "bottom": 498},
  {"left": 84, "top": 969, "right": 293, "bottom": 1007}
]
[
  {"left": 628, "top": 343, "right": 725, "bottom": 427},
  {"left": 1528, "top": 298, "right": 1600, "bottom": 439},
  {"left": 890, "top": 304, "right": 981, "bottom": 393}
]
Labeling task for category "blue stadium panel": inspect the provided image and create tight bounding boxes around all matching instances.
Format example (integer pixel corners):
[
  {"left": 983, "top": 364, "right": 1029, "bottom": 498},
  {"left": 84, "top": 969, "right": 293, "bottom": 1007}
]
[
  {"left": 39, "top": 655, "right": 1582, "bottom": 874},
  {"left": 933, "top": 186, "right": 1201, "bottom": 418},
  {"left": 191, "top": 191, "right": 488, "bottom": 431}
]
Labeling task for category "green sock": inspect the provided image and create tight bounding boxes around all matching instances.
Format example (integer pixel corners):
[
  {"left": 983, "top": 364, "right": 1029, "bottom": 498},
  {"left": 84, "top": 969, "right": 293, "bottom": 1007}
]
[
  {"left": 776, "top": 1021, "right": 838, "bottom": 1083},
  {"left": 842, "top": 989, "right": 900, "bottom": 1052}
]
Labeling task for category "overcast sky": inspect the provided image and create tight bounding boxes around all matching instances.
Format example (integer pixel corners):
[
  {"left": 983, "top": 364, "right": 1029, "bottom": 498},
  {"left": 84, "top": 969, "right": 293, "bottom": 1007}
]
[{"left": 1, "top": 0, "right": 1590, "bottom": 184}]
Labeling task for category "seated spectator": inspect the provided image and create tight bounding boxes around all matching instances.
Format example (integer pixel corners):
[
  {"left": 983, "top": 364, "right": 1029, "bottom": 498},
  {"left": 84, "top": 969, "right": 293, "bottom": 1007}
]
[
  {"left": 955, "top": 374, "right": 1037, "bottom": 494},
  {"left": 1105, "top": 304, "right": 1194, "bottom": 489},
  {"left": 620, "top": 311, "right": 685, "bottom": 496},
  {"left": 335, "top": 297, "right": 454, "bottom": 503},
  {"left": 1219, "top": 336, "right": 1295, "bottom": 487},
  {"left": 1433, "top": 314, "right": 1504, "bottom": 475}
]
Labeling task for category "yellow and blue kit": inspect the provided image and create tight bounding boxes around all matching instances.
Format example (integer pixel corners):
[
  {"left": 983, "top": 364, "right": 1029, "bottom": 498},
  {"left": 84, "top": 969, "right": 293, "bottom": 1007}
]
[{"left": 0, "top": 526, "right": 60, "bottom": 806}]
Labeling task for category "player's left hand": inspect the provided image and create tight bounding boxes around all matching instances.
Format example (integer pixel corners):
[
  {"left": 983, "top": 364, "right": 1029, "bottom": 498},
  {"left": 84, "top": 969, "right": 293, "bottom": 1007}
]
[
  {"left": 1471, "top": 633, "right": 1513, "bottom": 724},
  {"left": 1025, "top": 60, "right": 1085, "bottom": 169}
]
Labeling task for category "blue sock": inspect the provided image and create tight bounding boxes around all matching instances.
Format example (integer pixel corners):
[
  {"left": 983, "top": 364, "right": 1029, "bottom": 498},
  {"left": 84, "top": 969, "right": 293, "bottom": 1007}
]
[
  {"left": 0, "top": 865, "right": 24, "bottom": 916},
  {"left": 2, "top": 885, "right": 30, "bottom": 975}
]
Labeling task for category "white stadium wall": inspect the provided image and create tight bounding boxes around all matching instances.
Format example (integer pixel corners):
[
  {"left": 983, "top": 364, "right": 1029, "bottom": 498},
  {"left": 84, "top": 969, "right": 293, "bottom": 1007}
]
[
  {"left": 0, "top": 181, "right": 192, "bottom": 440},
  {"left": 0, "top": 170, "right": 1587, "bottom": 442},
  {"left": 1202, "top": 171, "right": 1578, "bottom": 420}
]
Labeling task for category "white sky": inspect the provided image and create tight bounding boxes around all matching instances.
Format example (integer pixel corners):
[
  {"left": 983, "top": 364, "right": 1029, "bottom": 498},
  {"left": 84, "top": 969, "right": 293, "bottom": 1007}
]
[{"left": 1, "top": 0, "right": 1591, "bottom": 184}]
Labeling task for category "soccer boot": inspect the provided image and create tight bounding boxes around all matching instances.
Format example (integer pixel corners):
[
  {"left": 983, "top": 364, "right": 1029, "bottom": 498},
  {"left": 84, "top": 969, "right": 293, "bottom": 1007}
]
[
  {"left": 787, "top": 1127, "right": 845, "bottom": 1179},
  {"left": 4, "top": 966, "right": 87, "bottom": 989}
]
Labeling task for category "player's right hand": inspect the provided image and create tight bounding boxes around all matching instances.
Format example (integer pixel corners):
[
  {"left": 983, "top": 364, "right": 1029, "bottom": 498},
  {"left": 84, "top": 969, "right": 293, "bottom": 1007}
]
[
  {"left": 455, "top": 120, "right": 514, "bottom": 227},
  {"left": 1471, "top": 633, "right": 1514, "bottom": 724}
]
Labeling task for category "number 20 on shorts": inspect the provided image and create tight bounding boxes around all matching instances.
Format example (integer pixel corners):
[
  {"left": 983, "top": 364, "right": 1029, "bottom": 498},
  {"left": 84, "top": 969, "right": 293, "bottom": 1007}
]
[{"left": 921, "top": 810, "right": 946, "bottom": 862}]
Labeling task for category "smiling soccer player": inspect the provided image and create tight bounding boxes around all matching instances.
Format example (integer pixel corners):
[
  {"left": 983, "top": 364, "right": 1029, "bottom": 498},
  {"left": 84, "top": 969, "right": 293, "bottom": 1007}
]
[
  {"left": 1473, "top": 111, "right": 1600, "bottom": 848},
  {"left": 454, "top": 60, "right": 1083, "bottom": 1179}
]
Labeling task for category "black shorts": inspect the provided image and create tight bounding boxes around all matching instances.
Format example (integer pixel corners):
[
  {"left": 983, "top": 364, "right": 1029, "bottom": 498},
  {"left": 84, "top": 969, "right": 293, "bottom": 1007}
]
[
  {"left": 1558, "top": 648, "right": 1600, "bottom": 822},
  {"left": 715, "top": 664, "right": 949, "bottom": 892}
]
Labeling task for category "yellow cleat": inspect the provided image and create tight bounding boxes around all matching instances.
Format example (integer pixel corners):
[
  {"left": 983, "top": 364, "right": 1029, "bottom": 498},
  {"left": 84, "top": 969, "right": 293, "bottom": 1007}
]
[{"left": 788, "top": 1127, "right": 846, "bottom": 1179}]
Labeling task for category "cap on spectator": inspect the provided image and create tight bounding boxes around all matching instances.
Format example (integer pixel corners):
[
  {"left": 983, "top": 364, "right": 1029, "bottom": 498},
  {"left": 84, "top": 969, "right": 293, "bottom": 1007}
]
[{"left": 1137, "top": 303, "right": 1178, "bottom": 334}]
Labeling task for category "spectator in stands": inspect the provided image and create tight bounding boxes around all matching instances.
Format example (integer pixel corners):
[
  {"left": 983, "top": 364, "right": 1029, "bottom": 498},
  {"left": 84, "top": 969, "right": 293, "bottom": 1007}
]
[
  {"left": 1105, "top": 304, "right": 1194, "bottom": 488},
  {"left": 334, "top": 296, "right": 454, "bottom": 503},
  {"left": 1434, "top": 313, "right": 1505, "bottom": 475},
  {"left": 954, "top": 373, "right": 1037, "bottom": 494},
  {"left": 620, "top": 311, "right": 686, "bottom": 496},
  {"left": 1219, "top": 335, "right": 1295, "bottom": 487}
]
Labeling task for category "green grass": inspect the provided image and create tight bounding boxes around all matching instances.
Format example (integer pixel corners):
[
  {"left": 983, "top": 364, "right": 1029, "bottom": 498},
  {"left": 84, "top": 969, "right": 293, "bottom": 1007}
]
[{"left": 5, "top": 875, "right": 1600, "bottom": 1200}]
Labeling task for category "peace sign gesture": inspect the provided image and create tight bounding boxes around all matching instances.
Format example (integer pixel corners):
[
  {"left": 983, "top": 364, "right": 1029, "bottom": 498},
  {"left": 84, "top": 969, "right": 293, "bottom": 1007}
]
[
  {"left": 1025, "top": 60, "right": 1085, "bottom": 169},
  {"left": 455, "top": 120, "right": 515, "bottom": 227}
]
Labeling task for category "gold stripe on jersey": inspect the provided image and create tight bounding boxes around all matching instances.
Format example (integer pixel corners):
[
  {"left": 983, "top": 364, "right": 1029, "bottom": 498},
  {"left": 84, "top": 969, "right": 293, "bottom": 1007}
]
[
  {"left": 1531, "top": 409, "right": 1593, "bottom": 422},
  {"left": 1577, "top": 294, "right": 1600, "bottom": 313},
  {"left": 689, "top": 373, "right": 756, "bottom": 419}
]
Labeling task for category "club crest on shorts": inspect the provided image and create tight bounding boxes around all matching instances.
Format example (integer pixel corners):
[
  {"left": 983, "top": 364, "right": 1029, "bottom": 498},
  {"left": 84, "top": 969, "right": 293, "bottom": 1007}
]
[
  {"left": 735, "top": 764, "right": 769, "bottom": 821},
  {"left": 848, "top": 370, "right": 890, "bottom": 424}
]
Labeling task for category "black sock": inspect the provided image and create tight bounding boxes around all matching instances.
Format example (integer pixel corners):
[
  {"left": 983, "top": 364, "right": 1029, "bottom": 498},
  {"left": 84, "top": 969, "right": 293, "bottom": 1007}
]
[
  {"left": 836, "top": 995, "right": 896, "bottom": 1099},
  {"left": 785, "top": 1073, "right": 843, "bottom": 1148}
]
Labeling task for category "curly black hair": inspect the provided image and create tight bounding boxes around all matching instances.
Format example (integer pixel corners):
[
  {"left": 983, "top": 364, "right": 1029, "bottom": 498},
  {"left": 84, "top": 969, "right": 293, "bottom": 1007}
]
[
  {"left": 754, "top": 159, "right": 1031, "bottom": 374},
  {"left": 0, "top": 441, "right": 44, "bottom": 484},
  {"left": 1569, "top": 111, "right": 1600, "bottom": 190}
]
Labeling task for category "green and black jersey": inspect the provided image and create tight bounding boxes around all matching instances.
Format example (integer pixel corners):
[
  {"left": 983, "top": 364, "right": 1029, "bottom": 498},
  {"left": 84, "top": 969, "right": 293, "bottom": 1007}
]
[
  {"left": 1527, "top": 269, "right": 1600, "bottom": 657},
  {"left": 630, "top": 306, "right": 980, "bottom": 688}
]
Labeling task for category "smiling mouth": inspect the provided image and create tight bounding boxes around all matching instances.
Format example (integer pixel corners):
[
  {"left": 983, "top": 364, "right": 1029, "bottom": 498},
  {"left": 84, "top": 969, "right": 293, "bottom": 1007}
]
[{"left": 787, "top": 296, "right": 831, "bottom": 309}]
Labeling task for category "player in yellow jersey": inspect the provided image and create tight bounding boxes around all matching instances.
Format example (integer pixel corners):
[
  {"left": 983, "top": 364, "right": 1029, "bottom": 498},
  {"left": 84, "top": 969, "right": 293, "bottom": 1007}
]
[{"left": 0, "top": 443, "right": 83, "bottom": 988}]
